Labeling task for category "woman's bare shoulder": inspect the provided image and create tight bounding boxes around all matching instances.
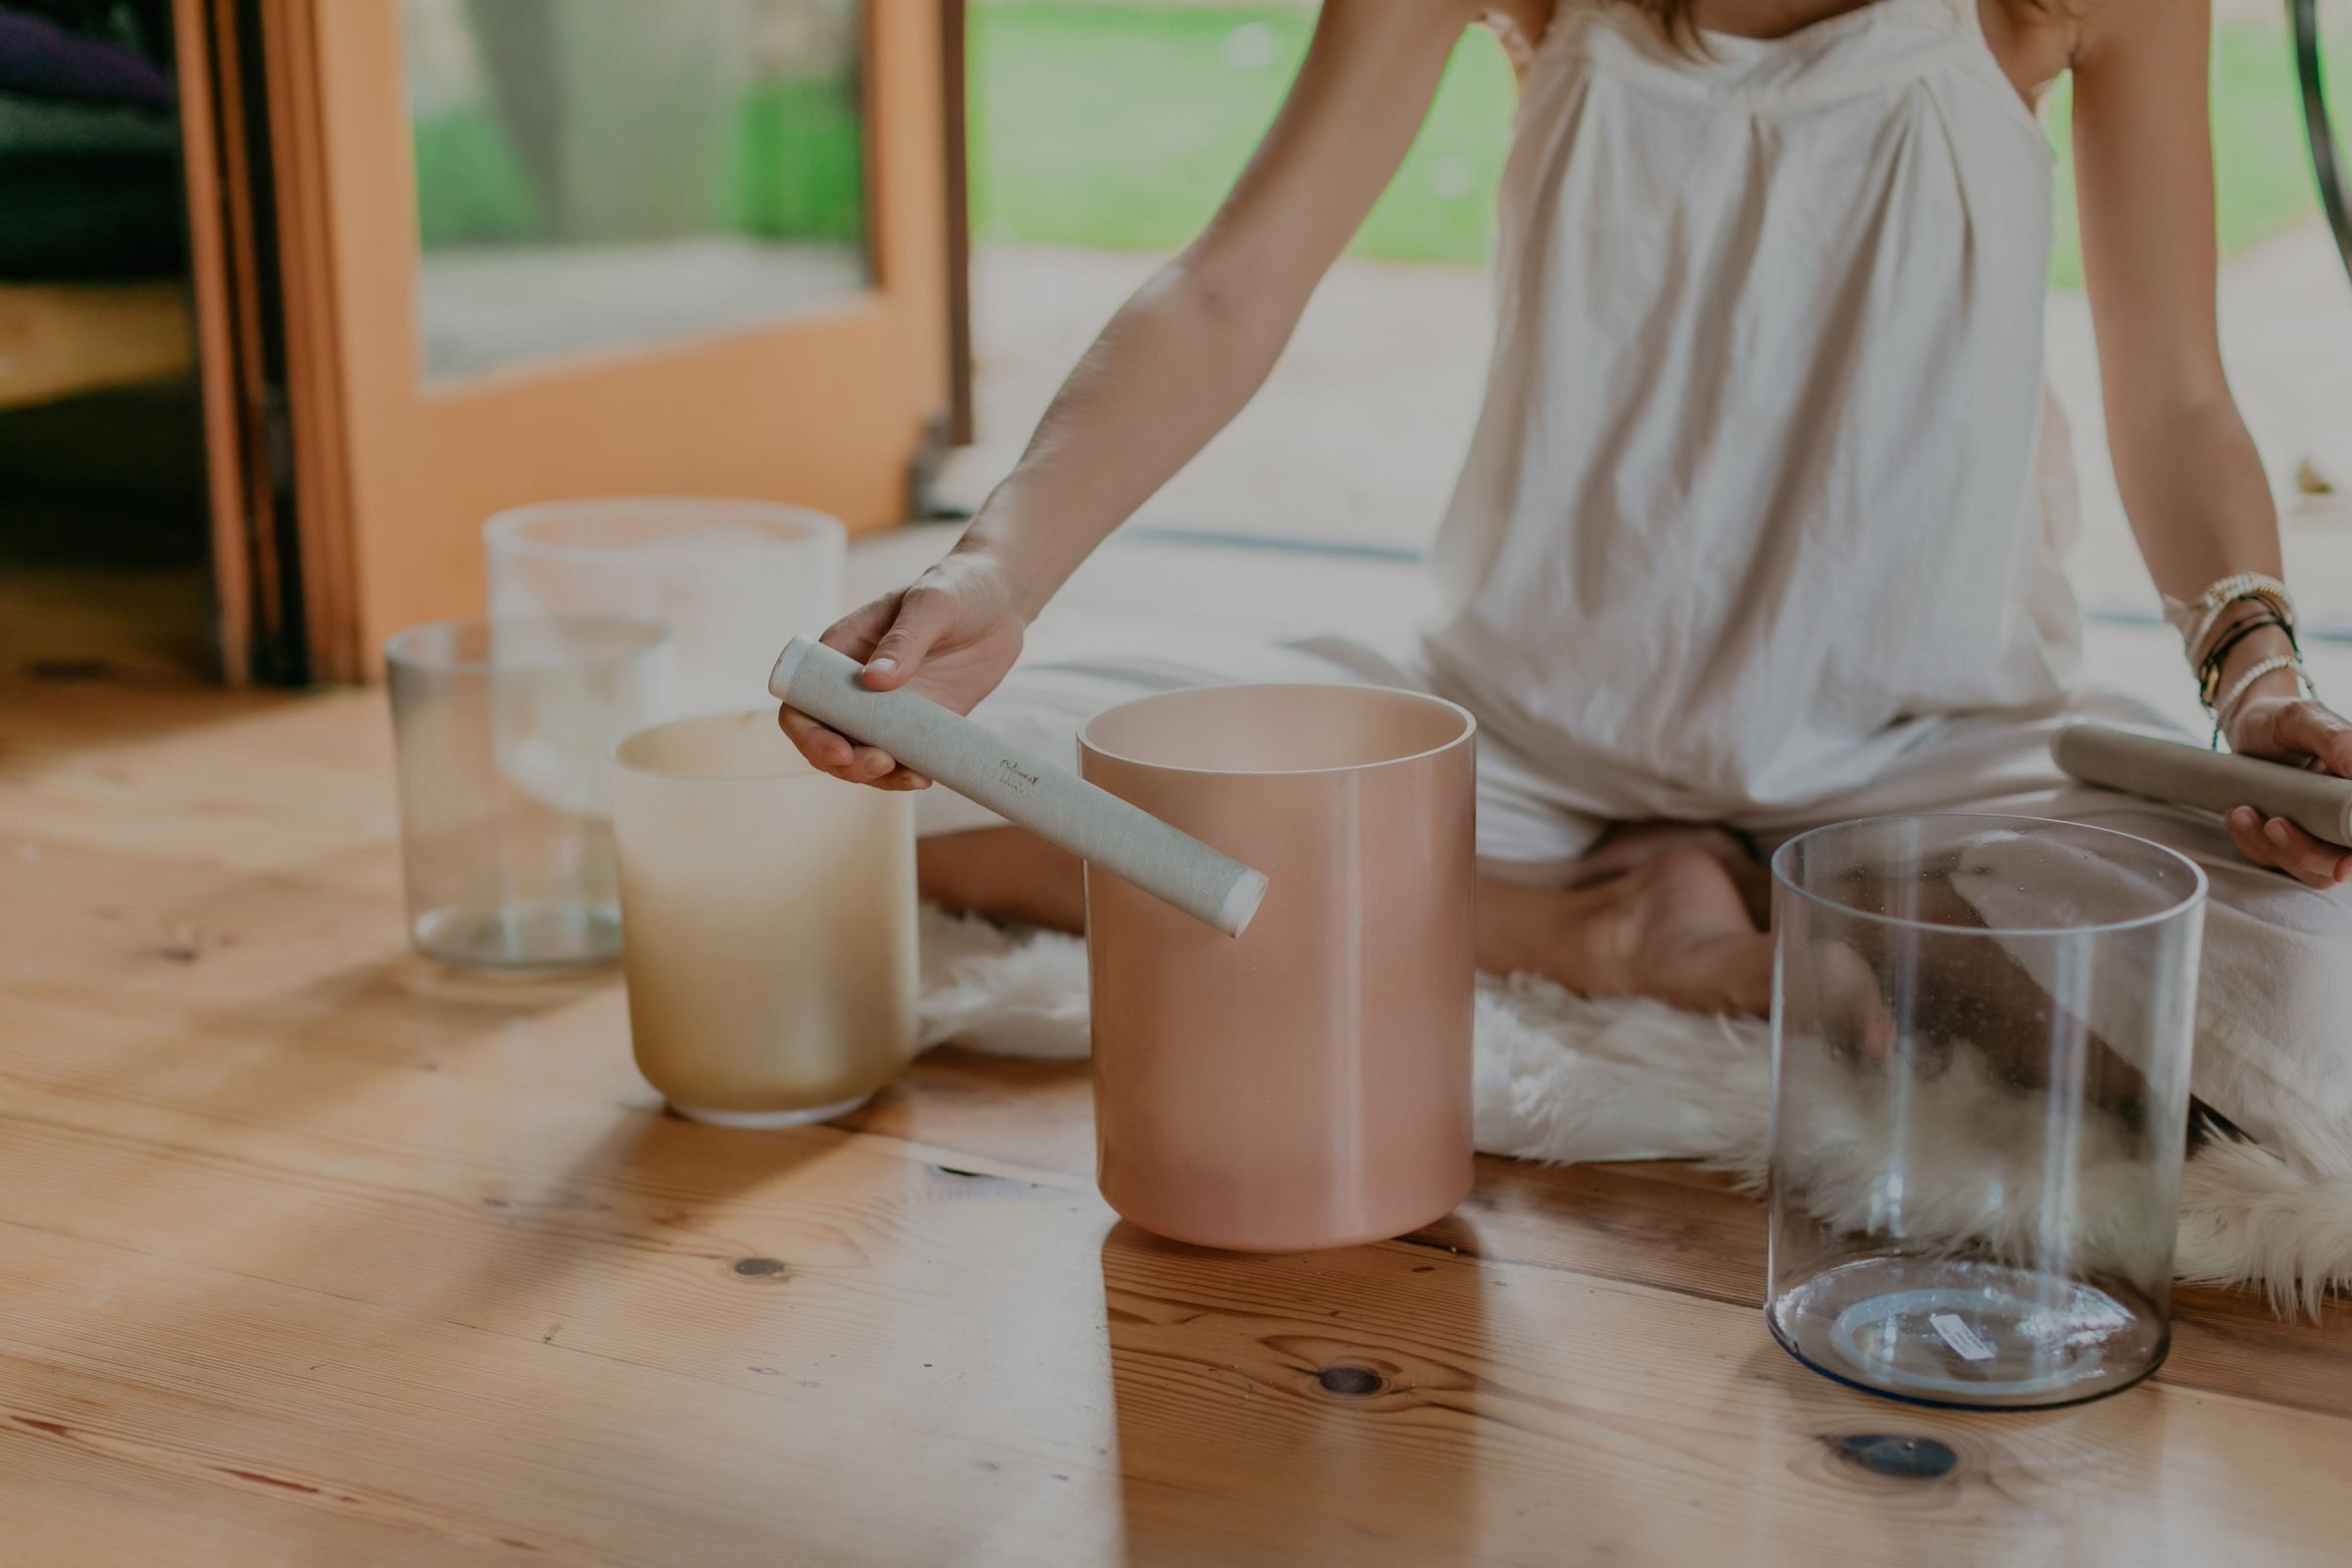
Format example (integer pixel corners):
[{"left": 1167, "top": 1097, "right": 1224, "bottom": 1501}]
[
  {"left": 1984, "top": 0, "right": 2084, "bottom": 94},
  {"left": 1484, "top": 0, "right": 1555, "bottom": 65},
  {"left": 1487, "top": 0, "right": 1556, "bottom": 37},
  {"left": 2048, "top": 0, "right": 2209, "bottom": 66}
]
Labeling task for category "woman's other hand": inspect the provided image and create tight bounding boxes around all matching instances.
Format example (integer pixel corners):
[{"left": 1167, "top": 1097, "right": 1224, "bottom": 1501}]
[{"left": 2222, "top": 693, "right": 2352, "bottom": 888}]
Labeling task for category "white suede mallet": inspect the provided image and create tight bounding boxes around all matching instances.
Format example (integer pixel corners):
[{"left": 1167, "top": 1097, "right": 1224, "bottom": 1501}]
[
  {"left": 769, "top": 637, "right": 1270, "bottom": 937},
  {"left": 2054, "top": 720, "right": 2352, "bottom": 845}
]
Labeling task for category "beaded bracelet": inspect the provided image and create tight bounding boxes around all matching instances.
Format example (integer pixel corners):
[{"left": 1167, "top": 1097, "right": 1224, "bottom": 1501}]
[
  {"left": 2167, "top": 572, "right": 2318, "bottom": 747},
  {"left": 2165, "top": 570, "right": 2298, "bottom": 659},
  {"left": 2216, "top": 655, "right": 2307, "bottom": 733}
]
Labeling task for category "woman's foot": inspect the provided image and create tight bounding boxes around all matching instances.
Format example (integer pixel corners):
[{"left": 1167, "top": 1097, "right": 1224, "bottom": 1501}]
[
  {"left": 1590, "top": 849, "right": 1775, "bottom": 1014},
  {"left": 1567, "top": 821, "right": 1772, "bottom": 926},
  {"left": 1479, "top": 849, "right": 1773, "bottom": 1015}
]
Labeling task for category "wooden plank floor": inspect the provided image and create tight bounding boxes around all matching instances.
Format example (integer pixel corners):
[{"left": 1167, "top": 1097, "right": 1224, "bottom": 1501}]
[{"left": 2, "top": 678, "right": 2349, "bottom": 1567}]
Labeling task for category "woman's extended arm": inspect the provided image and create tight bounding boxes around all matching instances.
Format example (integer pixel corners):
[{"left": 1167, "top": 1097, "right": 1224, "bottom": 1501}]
[
  {"left": 2073, "top": 0, "right": 2352, "bottom": 884},
  {"left": 783, "top": 0, "right": 1505, "bottom": 787}
]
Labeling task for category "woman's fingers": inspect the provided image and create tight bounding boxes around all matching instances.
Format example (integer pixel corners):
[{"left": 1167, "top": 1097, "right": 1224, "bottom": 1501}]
[
  {"left": 779, "top": 708, "right": 909, "bottom": 786},
  {"left": 779, "top": 598, "right": 904, "bottom": 773},
  {"left": 778, "top": 704, "right": 858, "bottom": 772},
  {"left": 861, "top": 582, "right": 953, "bottom": 688},
  {"left": 2278, "top": 700, "right": 2352, "bottom": 779},
  {"left": 775, "top": 705, "right": 933, "bottom": 790},
  {"left": 848, "top": 744, "right": 904, "bottom": 782},
  {"left": 818, "top": 596, "right": 905, "bottom": 664},
  {"left": 2230, "top": 805, "right": 2352, "bottom": 888},
  {"left": 2265, "top": 814, "right": 2352, "bottom": 887},
  {"left": 2226, "top": 805, "right": 2272, "bottom": 867},
  {"left": 780, "top": 594, "right": 937, "bottom": 781},
  {"left": 780, "top": 561, "right": 1012, "bottom": 787}
]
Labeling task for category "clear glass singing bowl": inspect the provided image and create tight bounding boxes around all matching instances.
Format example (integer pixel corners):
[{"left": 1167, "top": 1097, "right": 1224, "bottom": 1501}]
[
  {"left": 1765, "top": 813, "right": 2208, "bottom": 1410},
  {"left": 384, "top": 614, "right": 669, "bottom": 973}
]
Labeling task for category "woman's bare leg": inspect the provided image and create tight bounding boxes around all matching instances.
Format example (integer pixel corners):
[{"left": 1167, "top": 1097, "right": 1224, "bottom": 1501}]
[
  {"left": 920, "top": 828, "right": 1088, "bottom": 932},
  {"left": 919, "top": 827, "right": 1772, "bottom": 1015}
]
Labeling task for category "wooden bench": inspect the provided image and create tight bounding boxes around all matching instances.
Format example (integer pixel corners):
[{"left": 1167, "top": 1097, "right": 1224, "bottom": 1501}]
[{"left": 0, "top": 279, "right": 192, "bottom": 412}]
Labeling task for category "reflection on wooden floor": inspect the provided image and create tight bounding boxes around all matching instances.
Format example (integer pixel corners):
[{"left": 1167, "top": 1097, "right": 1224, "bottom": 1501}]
[{"left": 0, "top": 679, "right": 2347, "bottom": 1567}]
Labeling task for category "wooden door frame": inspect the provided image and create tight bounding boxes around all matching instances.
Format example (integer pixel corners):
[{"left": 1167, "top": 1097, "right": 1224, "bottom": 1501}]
[
  {"left": 173, "top": 0, "right": 293, "bottom": 684},
  {"left": 252, "top": 0, "right": 362, "bottom": 682},
  {"left": 177, "top": 0, "right": 974, "bottom": 683},
  {"left": 210, "top": 0, "right": 959, "bottom": 683},
  {"left": 942, "top": 0, "right": 973, "bottom": 449}
]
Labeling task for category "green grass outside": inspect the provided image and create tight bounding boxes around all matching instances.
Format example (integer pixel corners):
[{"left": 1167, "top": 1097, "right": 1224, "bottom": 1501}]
[
  {"left": 411, "top": 4, "right": 2344, "bottom": 286},
  {"left": 968, "top": 5, "right": 1508, "bottom": 263},
  {"left": 970, "top": 3, "right": 2345, "bottom": 287},
  {"left": 412, "top": 76, "right": 865, "bottom": 249},
  {"left": 727, "top": 79, "right": 867, "bottom": 246},
  {"left": 2046, "top": 23, "right": 2332, "bottom": 287},
  {"left": 413, "top": 107, "right": 542, "bottom": 249}
]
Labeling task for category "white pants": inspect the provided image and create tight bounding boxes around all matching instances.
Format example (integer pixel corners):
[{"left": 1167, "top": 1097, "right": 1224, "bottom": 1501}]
[{"left": 918, "top": 635, "right": 2352, "bottom": 1172}]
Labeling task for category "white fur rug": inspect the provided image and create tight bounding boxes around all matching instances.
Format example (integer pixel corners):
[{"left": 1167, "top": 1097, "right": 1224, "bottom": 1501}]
[{"left": 917, "top": 907, "right": 2352, "bottom": 1315}]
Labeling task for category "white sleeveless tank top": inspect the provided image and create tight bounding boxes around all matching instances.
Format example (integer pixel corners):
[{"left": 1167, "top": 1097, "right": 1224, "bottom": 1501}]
[{"left": 1419, "top": 0, "right": 2082, "bottom": 823}]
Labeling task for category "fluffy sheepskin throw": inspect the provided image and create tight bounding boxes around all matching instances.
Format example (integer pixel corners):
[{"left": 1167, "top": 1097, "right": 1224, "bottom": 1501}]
[{"left": 918, "top": 907, "right": 2352, "bottom": 1315}]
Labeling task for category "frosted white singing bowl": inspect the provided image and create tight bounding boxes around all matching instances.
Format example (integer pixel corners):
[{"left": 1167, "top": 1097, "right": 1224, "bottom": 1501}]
[
  {"left": 612, "top": 711, "right": 918, "bottom": 1127},
  {"left": 487, "top": 498, "right": 847, "bottom": 719}
]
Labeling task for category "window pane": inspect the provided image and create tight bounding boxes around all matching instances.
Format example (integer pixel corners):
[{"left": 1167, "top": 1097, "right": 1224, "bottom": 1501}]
[{"left": 404, "top": 0, "right": 869, "bottom": 382}]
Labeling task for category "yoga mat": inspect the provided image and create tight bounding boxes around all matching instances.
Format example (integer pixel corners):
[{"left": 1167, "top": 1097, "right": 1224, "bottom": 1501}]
[{"left": 770, "top": 637, "right": 1269, "bottom": 937}]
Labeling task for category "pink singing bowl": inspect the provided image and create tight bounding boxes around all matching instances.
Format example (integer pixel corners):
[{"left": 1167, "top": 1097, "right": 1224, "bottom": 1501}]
[{"left": 1079, "top": 683, "right": 1478, "bottom": 1252}]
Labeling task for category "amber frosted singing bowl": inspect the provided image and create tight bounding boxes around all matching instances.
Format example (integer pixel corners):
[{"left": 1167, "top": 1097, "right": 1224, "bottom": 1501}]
[{"left": 611, "top": 711, "right": 918, "bottom": 1128}]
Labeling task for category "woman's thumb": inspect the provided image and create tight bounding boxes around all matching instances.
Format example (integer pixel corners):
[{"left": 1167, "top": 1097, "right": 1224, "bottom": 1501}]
[{"left": 859, "top": 586, "right": 948, "bottom": 689}]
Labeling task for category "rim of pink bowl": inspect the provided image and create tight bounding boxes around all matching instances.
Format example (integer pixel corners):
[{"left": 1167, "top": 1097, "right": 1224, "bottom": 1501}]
[{"left": 1078, "top": 682, "right": 1478, "bottom": 779}]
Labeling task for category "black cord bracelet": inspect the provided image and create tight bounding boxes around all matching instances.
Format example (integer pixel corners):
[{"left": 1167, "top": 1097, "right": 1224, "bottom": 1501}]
[{"left": 2197, "top": 612, "right": 2297, "bottom": 711}]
